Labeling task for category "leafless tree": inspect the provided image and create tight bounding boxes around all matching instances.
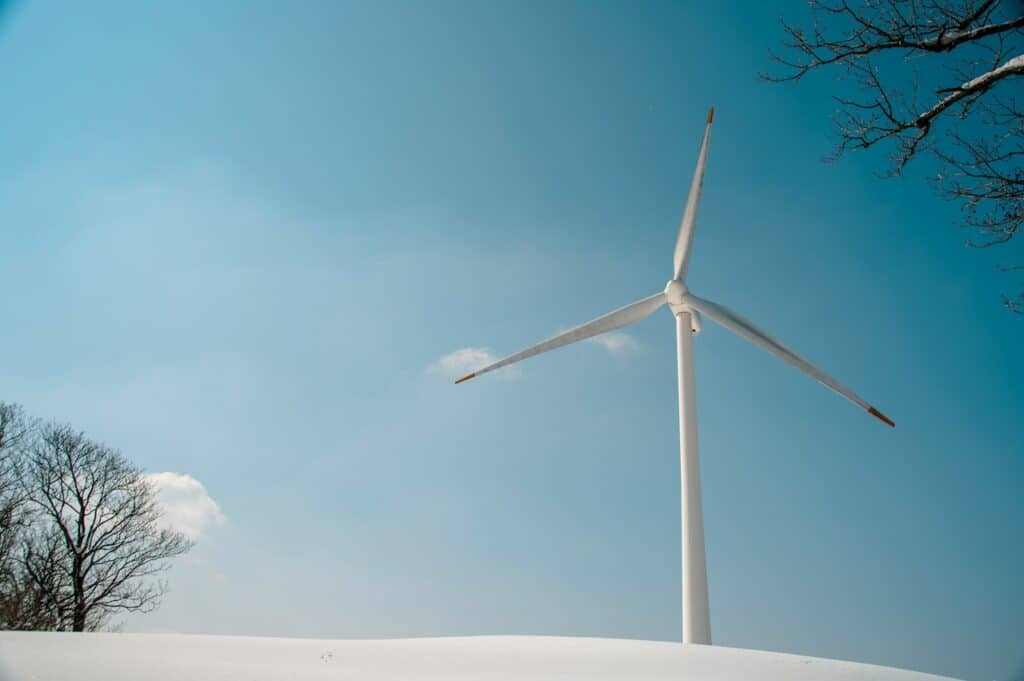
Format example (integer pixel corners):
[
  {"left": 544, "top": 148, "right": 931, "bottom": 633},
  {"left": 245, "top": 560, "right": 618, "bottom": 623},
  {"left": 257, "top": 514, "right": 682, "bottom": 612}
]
[
  {"left": 17, "top": 424, "right": 192, "bottom": 631},
  {"left": 764, "top": 0, "right": 1024, "bottom": 311},
  {"left": 0, "top": 403, "right": 36, "bottom": 628},
  {"left": 0, "top": 404, "right": 30, "bottom": 566},
  {"left": 3, "top": 526, "right": 63, "bottom": 630}
]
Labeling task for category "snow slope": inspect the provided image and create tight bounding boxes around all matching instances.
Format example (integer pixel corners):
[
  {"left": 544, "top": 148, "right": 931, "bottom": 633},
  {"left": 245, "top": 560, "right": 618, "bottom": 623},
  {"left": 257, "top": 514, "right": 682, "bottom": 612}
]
[{"left": 0, "top": 633, "right": 958, "bottom": 681}]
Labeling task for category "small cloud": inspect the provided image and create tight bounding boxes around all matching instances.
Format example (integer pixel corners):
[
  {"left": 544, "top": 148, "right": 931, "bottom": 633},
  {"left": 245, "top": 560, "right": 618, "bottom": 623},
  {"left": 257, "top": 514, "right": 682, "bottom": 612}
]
[
  {"left": 588, "top": 331, "right": 638, "bottom": 354},
  {"left": 145, "top": 472, "right": 225, "bottom": 540},
  {"left": 427, "top": 347, "right": 518, "bottom": 378}
]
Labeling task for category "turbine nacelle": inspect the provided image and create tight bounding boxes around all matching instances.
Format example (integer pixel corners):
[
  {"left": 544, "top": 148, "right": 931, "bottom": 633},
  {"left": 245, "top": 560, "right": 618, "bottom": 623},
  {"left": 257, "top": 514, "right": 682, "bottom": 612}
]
[{"left": 665, "top": 280, "right": 701, "bottom": 332}]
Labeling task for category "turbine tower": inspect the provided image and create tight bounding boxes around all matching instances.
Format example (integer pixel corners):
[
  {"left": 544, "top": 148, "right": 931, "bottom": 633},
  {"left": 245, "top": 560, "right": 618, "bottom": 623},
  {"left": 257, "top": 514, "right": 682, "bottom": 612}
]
[{"left": 453, "top": 108, "right": 894, "bottom": 645}]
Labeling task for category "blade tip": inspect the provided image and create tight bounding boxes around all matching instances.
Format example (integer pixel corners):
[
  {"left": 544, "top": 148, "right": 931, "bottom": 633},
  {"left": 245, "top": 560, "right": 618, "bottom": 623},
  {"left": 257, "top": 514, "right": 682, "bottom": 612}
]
[
  {"left": 868, "top": 406, "right": 895, "bottom": 428},
  {"left": 707, "top": 106, "right": 714, "bottom": 124},
  {"left": 454, "top": 372, "right": 476, "bottom": 385}
]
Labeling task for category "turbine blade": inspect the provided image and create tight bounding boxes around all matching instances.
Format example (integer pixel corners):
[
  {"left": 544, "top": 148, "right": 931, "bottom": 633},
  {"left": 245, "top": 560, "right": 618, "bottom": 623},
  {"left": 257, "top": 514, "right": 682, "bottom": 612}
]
[
  {"left": 454, "top": 292, "right": 666, "bottom": 383},
  {"left": 682, "top": 292, "right": 894, "bottom": 427},
  {"left": 672, "top": 107, "right": 714, "bottom": 281}
]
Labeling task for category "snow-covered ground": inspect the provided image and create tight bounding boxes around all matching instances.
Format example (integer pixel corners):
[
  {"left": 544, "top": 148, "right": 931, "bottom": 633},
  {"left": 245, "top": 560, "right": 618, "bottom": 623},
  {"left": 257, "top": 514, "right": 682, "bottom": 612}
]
[{"left": 0, "top": 633, "right": 957, "bottom": 681}]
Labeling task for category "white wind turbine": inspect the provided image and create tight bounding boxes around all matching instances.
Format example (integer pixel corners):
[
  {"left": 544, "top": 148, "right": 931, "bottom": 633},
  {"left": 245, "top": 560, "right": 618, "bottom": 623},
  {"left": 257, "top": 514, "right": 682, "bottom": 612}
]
[{"left": 453, "top": 107, "right": 894, "bottom": 646}]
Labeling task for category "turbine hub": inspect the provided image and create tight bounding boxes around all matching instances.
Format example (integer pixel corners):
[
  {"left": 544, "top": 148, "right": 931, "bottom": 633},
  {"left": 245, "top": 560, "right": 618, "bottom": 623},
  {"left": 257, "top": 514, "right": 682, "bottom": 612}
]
[
  {"left": 664, "top": 279, "right": 689, "bottom": 311},
  {"left": 665, "top": 280, "right": 700, "bottom": 332}
]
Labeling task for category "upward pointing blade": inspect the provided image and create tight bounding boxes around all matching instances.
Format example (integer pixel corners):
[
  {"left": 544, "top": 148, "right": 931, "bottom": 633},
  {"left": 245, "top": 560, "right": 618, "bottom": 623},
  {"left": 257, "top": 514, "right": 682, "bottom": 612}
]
[
  {"left": 672, "top": 107, "right": 714, "bottom": 281},
  {"left": 454, "top": 292, "right": 666, "bottom": 383},
  {"left": 682, "top": 292, "right": 895, "bottom": 427}
]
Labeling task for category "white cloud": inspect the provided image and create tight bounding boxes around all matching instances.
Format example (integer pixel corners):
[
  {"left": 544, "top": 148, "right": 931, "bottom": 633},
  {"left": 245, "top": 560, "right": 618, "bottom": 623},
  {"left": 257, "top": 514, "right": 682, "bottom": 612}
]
[
  {"left": 145, "top": 472, "right": 226, "bottom": 540},
  {"left": 588, "top": 331, "right": 638, "bottom": 354},
  {"left": 427, "top": 347, "right": 519, "bottom": 379}
]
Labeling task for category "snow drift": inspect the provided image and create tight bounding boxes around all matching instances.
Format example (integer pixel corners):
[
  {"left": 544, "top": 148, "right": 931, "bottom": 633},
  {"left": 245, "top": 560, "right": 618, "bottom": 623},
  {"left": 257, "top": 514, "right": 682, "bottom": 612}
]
[{"left": 0, "top": 633, "right": 957, "bottom": 681}]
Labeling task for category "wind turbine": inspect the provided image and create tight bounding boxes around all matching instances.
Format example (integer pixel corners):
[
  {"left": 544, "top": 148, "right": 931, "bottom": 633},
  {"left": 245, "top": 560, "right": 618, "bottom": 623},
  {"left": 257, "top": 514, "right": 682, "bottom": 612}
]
[{"left": 453, "top": 107, "right": 894, "bottom": 646}]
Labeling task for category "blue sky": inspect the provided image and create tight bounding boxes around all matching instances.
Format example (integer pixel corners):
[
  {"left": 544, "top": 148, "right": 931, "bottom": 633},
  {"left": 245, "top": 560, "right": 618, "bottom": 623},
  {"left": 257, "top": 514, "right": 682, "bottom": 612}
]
[{"left": 1, "top": 1, "right": 1022, "bottom": 679}]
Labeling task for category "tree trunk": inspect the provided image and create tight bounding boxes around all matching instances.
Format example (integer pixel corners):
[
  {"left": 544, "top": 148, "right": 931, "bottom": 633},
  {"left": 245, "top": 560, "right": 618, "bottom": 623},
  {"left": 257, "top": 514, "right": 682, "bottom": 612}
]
[{"left": 71, "top": 555, "right": 85, "bottom": 631}]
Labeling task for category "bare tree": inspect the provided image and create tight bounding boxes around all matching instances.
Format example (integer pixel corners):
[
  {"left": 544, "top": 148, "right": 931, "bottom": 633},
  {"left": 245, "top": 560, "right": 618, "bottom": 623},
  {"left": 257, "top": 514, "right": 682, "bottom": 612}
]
[
  {"left": 0, "top": 403, "right": 35, "bottom": 628},
  {"left": 18, "top": 424, "right": 192, "bottom": 631},
  {"left": 764, "top": 0, "right": 1024, "bottom": 311},
  {"left": 4, "top": 526, "right": 64, "bottom": 630},
  {"left": 0, "top": 405, "right": 29, "bottom": 563}
]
